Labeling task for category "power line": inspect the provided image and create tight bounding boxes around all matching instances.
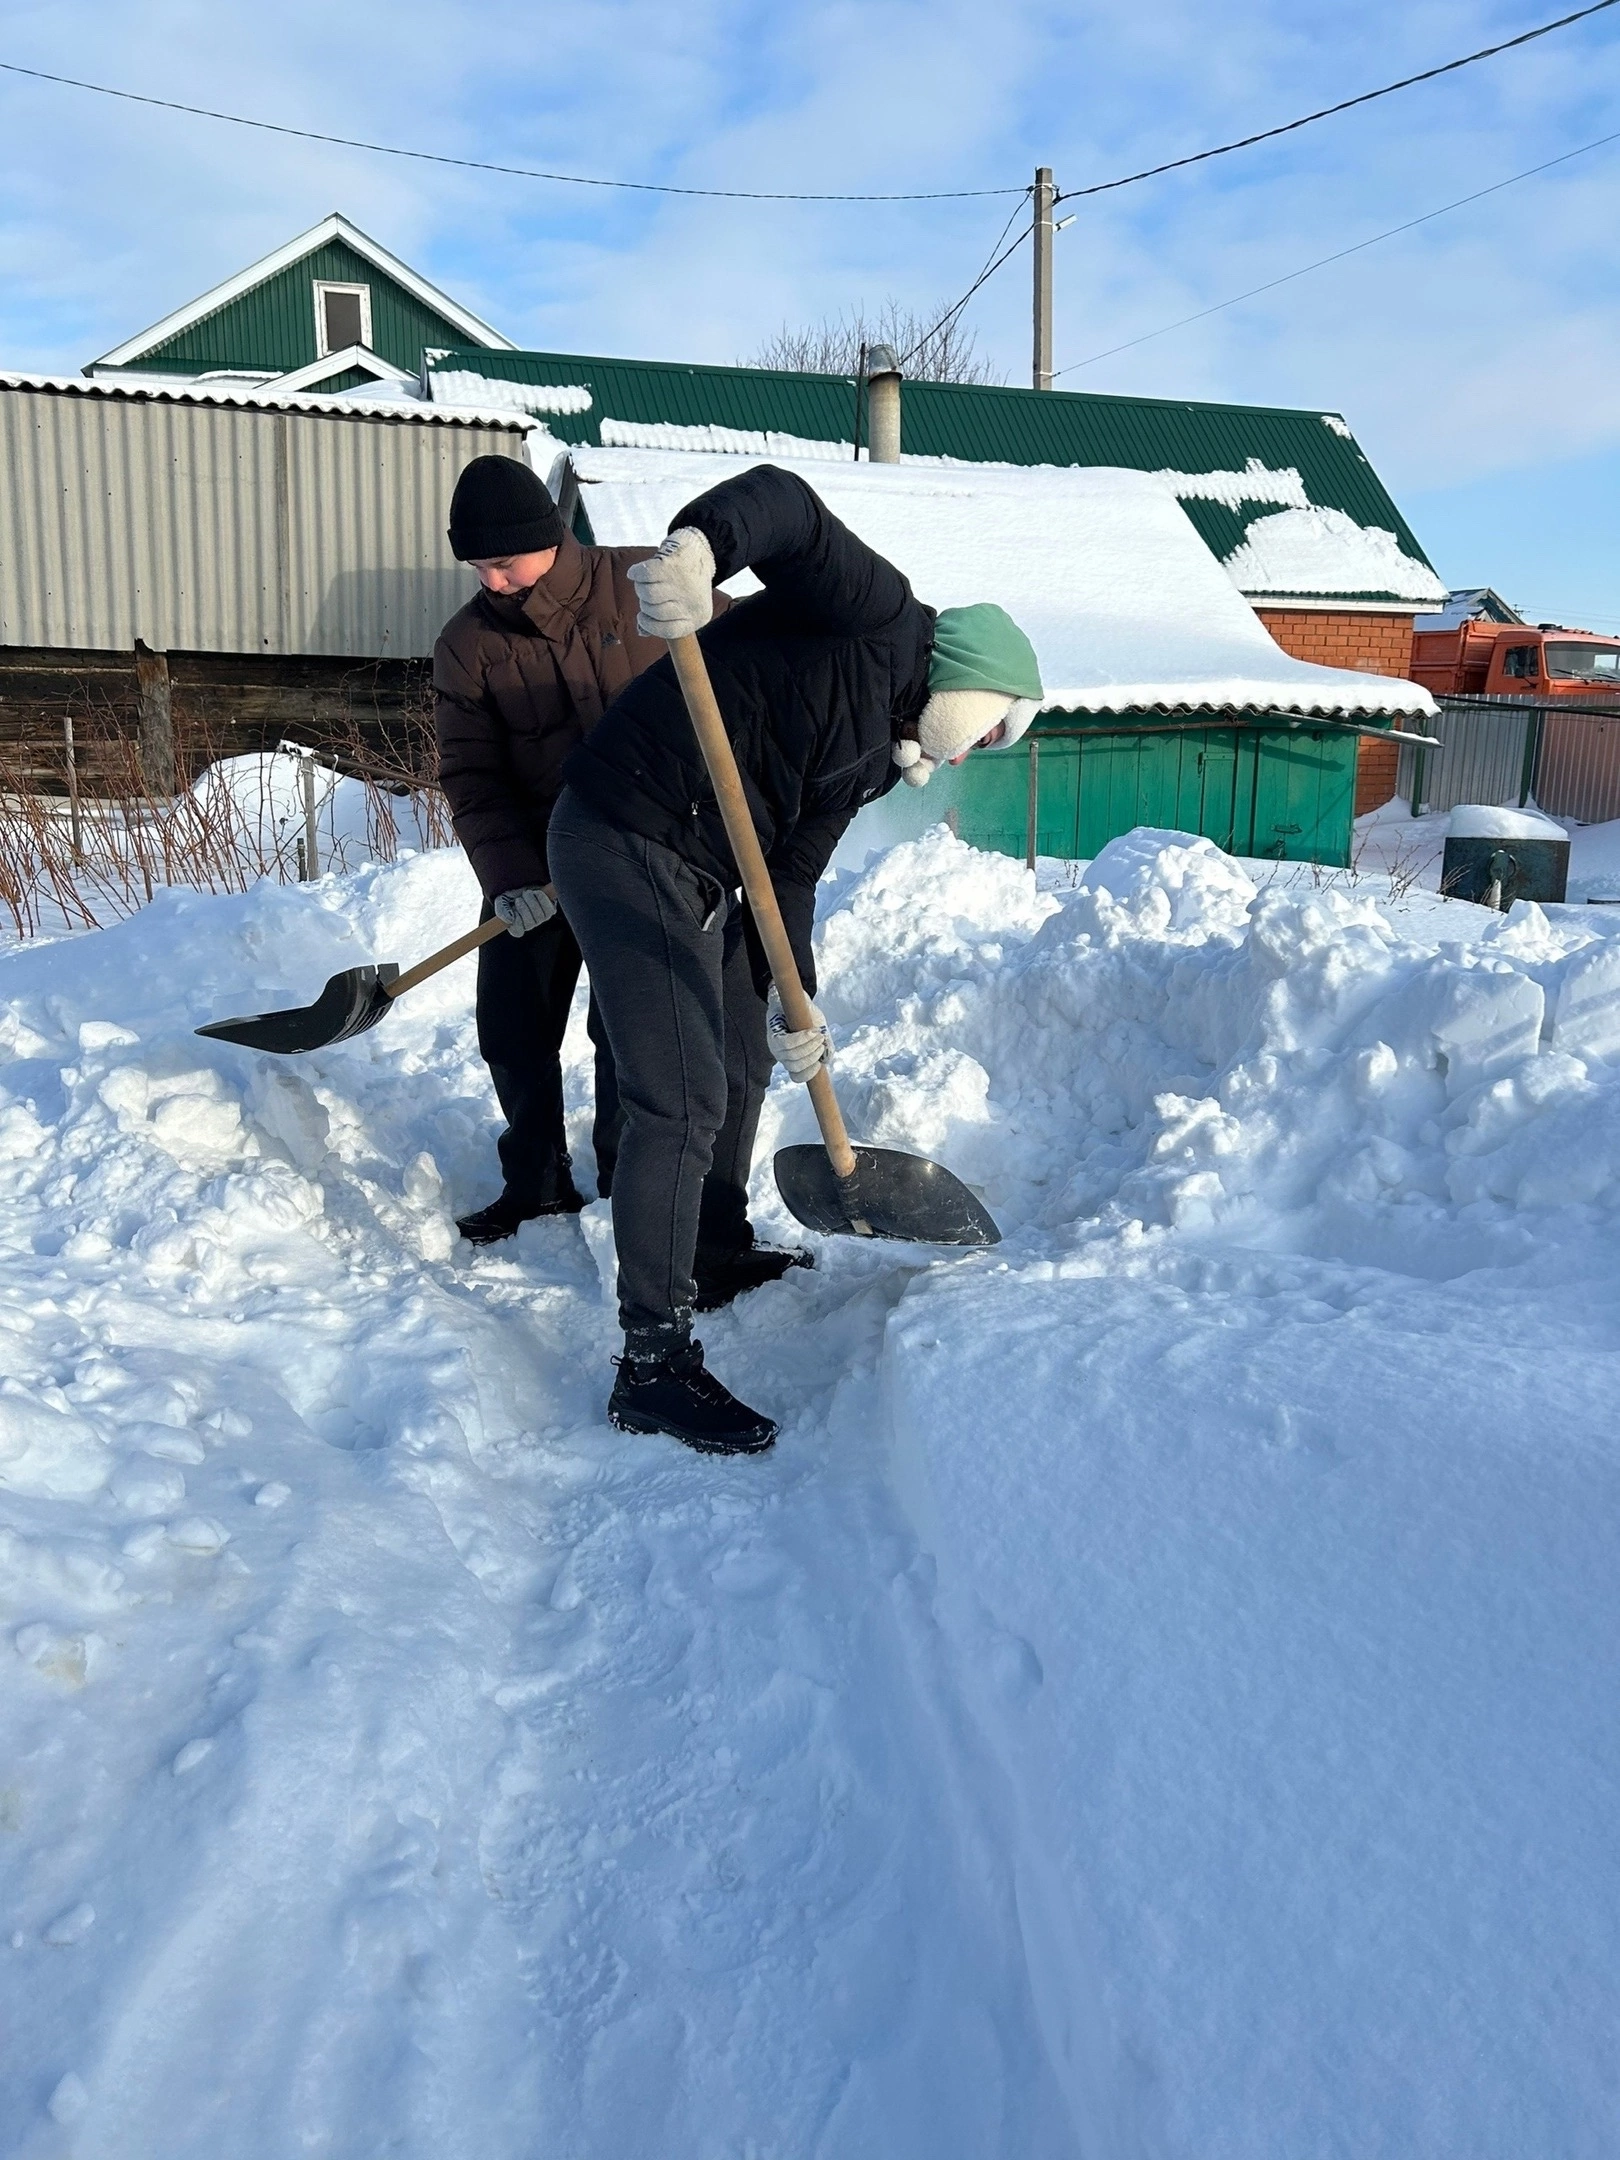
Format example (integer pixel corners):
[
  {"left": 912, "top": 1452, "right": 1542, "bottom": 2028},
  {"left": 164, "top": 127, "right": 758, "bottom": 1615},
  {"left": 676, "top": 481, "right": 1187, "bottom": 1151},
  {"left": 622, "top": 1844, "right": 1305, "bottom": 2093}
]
[
  {"left": 0, "top": 60, "right": 1022, "bottom": 202},
  {"left": 1055, "top": 125, "right": 1620, "bottom": 375},
  {"left": 1054, "top": 0, "right": 1620, "bottom": 204},
  {"left": 3, "top": 1, "right": 1616, "bottom": 209},
  {"left": 897, "top": 195, "right": 1034, "bottom": 369}
]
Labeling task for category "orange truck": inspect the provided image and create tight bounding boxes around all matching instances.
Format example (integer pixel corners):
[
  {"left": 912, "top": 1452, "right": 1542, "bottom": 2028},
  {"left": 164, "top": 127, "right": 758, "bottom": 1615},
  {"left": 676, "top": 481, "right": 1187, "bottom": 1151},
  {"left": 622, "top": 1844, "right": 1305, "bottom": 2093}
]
[{"left": 1410, "top": 622, "right": 1620, "bottom": 699}]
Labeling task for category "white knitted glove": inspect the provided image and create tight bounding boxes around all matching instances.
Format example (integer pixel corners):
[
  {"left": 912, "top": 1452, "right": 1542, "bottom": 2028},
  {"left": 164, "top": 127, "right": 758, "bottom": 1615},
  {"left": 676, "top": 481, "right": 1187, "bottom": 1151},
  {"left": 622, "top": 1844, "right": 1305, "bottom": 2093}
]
[
  {"left": 492, "top": 884, "right": 558, "bottom": 938},
  {"left": 766, "top": 986, "right": 832, "bottom": 1083},
  {"left": 627, "top": 527, "right": 716, "bottom": 642}
]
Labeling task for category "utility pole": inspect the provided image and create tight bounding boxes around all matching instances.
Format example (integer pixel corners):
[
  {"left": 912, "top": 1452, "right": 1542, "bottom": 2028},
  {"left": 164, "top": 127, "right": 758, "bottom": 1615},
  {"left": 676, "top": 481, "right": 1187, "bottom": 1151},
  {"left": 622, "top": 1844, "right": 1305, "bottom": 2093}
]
[{"left": 1033, "top": 166, "right": 1055, "bottom": 391}]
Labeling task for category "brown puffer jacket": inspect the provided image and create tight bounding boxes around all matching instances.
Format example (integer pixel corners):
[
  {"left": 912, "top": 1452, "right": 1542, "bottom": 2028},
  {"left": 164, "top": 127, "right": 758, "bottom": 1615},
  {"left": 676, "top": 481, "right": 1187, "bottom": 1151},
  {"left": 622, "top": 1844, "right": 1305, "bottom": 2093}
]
[{"left": 434, "top": 530, "right": 673, "bottom": 898}]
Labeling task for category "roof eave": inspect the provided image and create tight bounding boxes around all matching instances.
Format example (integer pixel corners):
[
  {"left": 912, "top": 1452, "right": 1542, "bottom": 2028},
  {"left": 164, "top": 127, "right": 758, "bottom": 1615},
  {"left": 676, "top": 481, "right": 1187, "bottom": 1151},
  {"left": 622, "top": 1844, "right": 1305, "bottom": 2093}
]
[
  {"left": 271, "top": 344, "right": 418, "bottom": 393},
  {"left": 1241, "top": 590, "right": 1443, "bottom": 612}
]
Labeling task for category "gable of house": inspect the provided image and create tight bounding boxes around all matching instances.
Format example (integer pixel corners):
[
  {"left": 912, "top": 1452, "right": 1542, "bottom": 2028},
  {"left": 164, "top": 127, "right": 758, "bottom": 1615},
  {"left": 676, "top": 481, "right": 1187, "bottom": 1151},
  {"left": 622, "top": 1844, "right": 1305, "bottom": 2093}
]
[
  {"left": 88, "top": 215, "right": 511, "bottom": 384},
  {"left": 425, "top": 347, "right": 1443, "bottom": 611}
]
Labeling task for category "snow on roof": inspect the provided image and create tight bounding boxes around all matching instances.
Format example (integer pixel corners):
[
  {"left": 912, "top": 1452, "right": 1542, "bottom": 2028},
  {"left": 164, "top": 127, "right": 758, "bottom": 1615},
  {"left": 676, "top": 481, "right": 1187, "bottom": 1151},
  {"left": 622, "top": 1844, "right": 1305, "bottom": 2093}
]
[
  {"left": 1224, "top": 506, "right": 1447, "bottom": 606},
  {"left": 569, "top": 445, "right": 1436, "bottom": 720},
  {"left": 0, "top": 370, "right": 531, "bottom": 431},
  {"left": 432, "top": 371, "right": 594, "bottom": 416},
  {"left": 1151, "top": 460, "right": 1308, "bottom": 511},
  {"left": 599, "top": 418, "right": 861, "bottom": 460},
  {"left": 1414, "top": 587, "right": 1525, "bottom": 630}
]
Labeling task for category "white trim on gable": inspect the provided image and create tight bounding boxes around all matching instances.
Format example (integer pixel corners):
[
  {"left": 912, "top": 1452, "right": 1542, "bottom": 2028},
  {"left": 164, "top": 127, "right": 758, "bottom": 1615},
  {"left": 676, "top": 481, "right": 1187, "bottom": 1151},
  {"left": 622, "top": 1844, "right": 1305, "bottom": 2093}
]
[
  {"left": 89, "top": 212, "right": 513, "bottom": 370},
  {"left": 271, "top": 345, "right": 416, "bottom": 394}
]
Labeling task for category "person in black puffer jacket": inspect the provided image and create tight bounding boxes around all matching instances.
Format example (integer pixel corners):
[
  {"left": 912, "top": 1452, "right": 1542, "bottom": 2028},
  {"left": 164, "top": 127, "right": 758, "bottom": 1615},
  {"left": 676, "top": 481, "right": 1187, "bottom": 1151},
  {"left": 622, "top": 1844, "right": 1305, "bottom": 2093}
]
[{"left": 549, "top": 464, "right": 1044, "bottom": 1456}]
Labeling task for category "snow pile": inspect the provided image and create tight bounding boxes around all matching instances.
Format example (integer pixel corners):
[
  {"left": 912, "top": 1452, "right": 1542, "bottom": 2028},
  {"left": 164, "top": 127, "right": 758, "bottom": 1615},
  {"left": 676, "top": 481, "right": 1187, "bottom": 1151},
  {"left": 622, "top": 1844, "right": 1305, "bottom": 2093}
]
[
  {"left": 765, "top": 823, "right": 1620, "bottom": 1251},
  {"left": 1448, "top": 801, "right": 1567, "bottom": 841},
  {"left": 191, "top": 752, "right": 442, "bottom": 879},
  {"left": 570, "top": 445, "right": 1434, "bottom": 720},
  {"left": 1223, "top": 502, "right": 1446, "bottom": 602},
  {"left": 4, "top": 823, "right": 1618, "bottom": 2153},
  {"left": 787, "top": 825, "right": 1620, "bottom": 2155}
]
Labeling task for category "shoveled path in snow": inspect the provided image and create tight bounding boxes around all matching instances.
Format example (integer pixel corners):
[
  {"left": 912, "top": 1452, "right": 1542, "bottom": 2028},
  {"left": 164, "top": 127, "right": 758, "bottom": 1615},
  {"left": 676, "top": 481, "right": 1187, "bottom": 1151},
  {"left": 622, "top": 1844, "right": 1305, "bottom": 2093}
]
[{"left": 0, "top": 870, "right": 1073, "bottom": 2156}]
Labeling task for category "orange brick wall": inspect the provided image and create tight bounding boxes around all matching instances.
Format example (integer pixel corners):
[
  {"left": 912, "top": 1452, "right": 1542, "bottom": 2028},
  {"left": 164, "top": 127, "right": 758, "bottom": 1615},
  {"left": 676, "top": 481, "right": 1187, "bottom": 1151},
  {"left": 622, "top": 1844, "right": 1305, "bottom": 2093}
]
[{"left": 1256, "top": 608, "right": 1417, "bottom": 816}]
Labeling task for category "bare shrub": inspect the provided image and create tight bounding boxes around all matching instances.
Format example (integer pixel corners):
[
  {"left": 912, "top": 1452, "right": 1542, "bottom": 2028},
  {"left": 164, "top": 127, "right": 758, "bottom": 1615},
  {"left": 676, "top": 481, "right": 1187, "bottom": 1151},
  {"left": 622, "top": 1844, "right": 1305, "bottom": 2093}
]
[{"left": 0, "top": 687, "right": 451, "bottom": 942}]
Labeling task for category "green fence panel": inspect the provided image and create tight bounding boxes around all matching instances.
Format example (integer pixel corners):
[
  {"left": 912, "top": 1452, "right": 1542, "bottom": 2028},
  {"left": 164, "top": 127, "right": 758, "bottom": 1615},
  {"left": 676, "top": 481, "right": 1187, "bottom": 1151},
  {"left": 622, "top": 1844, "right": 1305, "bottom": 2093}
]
[{"left": 946, "top": 723, "right": 1358, "bottom": 868}]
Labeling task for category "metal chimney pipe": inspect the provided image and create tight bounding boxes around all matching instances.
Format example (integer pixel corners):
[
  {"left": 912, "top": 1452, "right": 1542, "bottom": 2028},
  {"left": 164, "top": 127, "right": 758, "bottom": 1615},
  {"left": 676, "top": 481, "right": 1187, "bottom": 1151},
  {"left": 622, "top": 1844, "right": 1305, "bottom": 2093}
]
[{"left": 865, "top": 342, "right": 902, "bottom": 463}]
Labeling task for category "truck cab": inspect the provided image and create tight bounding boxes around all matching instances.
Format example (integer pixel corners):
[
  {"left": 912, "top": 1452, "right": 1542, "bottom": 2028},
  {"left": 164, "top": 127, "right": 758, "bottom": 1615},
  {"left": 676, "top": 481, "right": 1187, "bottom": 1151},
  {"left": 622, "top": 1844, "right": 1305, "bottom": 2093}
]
[{"left": 1410, "top": 622, "right": 1620, "bottom": 699}]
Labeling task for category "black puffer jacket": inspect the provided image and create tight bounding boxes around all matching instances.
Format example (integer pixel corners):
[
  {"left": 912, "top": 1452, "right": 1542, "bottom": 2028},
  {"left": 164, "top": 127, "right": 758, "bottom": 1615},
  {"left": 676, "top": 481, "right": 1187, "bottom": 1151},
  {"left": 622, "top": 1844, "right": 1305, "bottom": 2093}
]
[{"left": 562, "top": 466, "right": 933, "bottom": 992}]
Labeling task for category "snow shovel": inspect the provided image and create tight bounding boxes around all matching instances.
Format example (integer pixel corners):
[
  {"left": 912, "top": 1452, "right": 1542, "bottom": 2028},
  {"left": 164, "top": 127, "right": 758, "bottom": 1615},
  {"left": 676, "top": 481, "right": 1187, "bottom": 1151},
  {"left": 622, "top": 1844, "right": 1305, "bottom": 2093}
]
[
  {"left": 668, "top": 633, "right": 999, "bottom": 1248},
  {"left": 195, "top": 916, "right": 510, "bottom": 1054}
]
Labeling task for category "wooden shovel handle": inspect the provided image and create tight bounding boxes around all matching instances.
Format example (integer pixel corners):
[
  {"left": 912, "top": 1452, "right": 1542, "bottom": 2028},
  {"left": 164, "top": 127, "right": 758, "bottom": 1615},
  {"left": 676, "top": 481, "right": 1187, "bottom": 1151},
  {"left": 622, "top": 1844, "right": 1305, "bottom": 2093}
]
[
  {"left": 384, "top": 913, "right": 509, "bottom": 1000},
  {"left": 668, "top": 634, "right": 858, "bottom": 1181}
]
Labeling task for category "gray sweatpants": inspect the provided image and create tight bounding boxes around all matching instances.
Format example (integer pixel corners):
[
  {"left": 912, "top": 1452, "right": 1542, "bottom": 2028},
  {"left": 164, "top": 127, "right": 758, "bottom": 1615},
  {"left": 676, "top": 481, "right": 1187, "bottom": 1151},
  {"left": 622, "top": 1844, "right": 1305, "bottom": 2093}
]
[{"left": 548, "top": 786, "right": 771, "bottom": 1342}]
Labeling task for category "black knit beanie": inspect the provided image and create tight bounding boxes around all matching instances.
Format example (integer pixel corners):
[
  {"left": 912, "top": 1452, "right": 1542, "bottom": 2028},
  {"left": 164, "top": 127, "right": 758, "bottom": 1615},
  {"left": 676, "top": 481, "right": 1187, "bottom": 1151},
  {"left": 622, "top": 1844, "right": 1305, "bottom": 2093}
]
[{"left": 447, "top": 455, "right": 564, "bottom": 561}]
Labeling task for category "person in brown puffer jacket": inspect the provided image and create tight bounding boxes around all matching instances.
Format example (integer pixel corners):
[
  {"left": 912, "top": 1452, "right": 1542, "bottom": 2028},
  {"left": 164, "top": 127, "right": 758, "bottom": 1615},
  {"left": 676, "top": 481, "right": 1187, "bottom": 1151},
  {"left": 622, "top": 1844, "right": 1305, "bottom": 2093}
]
[
  {"left": 433, "top": 455, "right": 653, "bottom": 1242},
  {"left": 435, "top": 454, "right": 763, "bottom": 1253}
]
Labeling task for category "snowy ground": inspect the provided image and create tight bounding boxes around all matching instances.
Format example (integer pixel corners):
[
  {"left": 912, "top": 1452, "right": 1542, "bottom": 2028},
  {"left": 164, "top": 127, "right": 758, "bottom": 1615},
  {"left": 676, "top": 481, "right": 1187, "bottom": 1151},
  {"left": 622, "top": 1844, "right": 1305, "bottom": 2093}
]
[
  {"left": 1351, "top": 793, "right": 1620, "bottom": 903},
  {"left": 3, "top": 823, "right": 1619, "bottom": 2156}
]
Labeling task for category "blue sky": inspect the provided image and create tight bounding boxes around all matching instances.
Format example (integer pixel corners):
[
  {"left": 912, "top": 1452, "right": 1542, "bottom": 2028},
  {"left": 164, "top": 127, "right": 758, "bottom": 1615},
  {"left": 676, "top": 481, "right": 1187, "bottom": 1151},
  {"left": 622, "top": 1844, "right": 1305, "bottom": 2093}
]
[{"left": 2, "top": 0, "right": 1618, "bottom": 624}]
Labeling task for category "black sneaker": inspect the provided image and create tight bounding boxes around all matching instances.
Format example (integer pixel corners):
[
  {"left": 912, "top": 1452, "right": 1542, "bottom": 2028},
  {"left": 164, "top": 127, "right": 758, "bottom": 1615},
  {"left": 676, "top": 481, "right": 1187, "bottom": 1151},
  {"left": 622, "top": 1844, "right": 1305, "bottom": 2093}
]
[
  {"left": 692, "top": 1243, "right": 814, "bottom": 1312},
  {"left": 455, "top": 1188, "right": 585, "bottom": 1245},
  {"left": 608, "top": 1339, "right": 777, "bottom": 1455}
]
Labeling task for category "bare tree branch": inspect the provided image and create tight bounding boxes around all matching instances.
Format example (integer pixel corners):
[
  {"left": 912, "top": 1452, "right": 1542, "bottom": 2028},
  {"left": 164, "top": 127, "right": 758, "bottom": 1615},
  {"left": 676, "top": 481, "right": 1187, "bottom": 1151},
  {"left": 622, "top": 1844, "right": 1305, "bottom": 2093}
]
[{"left": 747, "top": 303, "right": 1005, "bottom": 386}]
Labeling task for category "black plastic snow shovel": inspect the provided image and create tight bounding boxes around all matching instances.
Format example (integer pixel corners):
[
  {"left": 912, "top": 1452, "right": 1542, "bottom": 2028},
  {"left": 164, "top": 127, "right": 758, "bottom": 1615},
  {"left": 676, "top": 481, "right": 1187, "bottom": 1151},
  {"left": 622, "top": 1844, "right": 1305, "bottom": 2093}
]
[
  {"left": 668, "top": 634, "right": 999, "bottom": 1248},
  {"left": 195, "top": 916, "right": 510, "bottom": 1054}
]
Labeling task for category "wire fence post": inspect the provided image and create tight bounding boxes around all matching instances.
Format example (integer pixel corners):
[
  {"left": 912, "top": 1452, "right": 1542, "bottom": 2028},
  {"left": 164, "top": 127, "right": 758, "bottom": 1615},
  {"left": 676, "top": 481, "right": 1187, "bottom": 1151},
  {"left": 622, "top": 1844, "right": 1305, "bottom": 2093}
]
[
  {"left": 1518, "top": 706, "right": 1546, "bottom": 807},
  {"left": 302, "top": 753, "right": 319, "bottom": 880},
  {"left": 1408, "top": 743, "right": 1428, "bottom": 819},
  {"left": 62, "top": 711, "right": 83, "bottom": 862}
]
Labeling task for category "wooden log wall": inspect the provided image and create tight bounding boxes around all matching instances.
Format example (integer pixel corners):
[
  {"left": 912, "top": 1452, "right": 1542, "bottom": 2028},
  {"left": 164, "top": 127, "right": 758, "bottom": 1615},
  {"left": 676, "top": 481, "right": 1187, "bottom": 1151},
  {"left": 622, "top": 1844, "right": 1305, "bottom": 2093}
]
[{"left": 0, "top": 645, "right": 437, "bottom": 794}]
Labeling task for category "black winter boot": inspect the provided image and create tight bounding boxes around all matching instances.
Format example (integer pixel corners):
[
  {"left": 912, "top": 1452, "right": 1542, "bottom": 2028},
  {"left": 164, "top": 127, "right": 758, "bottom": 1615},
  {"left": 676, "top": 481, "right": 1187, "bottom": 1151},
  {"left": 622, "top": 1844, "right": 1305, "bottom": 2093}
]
[
  {"left": 608, "top": 1337, "right": 777, "bottom": 1455},
  {"left": 456, "top": 1187, "right": 585, "bottom": 1245},
  {"left": 692, "top": 1242, "right": 814, "bottom": 1312}
]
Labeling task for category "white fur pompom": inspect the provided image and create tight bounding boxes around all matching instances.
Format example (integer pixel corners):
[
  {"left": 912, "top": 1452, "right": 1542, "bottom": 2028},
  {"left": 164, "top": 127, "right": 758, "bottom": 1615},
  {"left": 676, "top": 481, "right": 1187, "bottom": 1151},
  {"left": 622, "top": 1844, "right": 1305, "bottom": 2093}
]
[
  {"left": 901, "top": 755, "right": 936, "bottom": 787},
  {"left": 891, "top": 737, "right": 922, "bottom": 769}
]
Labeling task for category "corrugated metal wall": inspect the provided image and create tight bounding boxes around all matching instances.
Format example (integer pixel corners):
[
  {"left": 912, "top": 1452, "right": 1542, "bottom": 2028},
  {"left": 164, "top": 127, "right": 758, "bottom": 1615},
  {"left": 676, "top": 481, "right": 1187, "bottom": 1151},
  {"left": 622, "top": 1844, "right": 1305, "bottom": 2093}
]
[
  {"left": 1533, "top": 711, "right": 1620, "bottom": 825},
  {"left": 0, "top": 384, "right": 523, "bottom": 657},
  {"left": 1397, "top": 702, "right": 1534, "bottom": 816},
  {"left": 1395, "top": 699, "right": 1620, "bottom": 824}
]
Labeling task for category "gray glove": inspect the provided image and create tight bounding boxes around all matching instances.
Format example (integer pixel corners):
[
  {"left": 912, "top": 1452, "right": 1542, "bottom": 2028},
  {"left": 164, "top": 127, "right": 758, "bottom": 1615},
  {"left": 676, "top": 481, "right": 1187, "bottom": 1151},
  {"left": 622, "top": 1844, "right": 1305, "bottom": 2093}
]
[
  {"left": 493, "top": 885, "right": 558, "bottom": 938},
  {"left": 626, "top": 527, "right": 716, "bottom": 642},
  {"left": 766, "top": 985, "right": 832, "bottom": 1083}
]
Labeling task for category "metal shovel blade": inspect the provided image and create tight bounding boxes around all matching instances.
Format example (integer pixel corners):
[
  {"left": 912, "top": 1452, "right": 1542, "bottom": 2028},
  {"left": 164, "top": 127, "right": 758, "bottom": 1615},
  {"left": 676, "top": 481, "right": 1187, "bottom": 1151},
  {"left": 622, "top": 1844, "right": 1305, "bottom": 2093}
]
[
  {"left": 195, "top": 963, "right": 400, "bottom": 1054},
  {"left": 774, "top": 1144, "right": 1001, "bottom": 1247}
]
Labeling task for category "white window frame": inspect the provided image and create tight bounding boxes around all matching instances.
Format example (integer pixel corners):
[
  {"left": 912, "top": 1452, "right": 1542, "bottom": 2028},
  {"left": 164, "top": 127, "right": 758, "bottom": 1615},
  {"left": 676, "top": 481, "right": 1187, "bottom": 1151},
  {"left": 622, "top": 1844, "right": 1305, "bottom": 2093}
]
[{"left": 313, "top": 280, "right": 373, "bottom": 357}]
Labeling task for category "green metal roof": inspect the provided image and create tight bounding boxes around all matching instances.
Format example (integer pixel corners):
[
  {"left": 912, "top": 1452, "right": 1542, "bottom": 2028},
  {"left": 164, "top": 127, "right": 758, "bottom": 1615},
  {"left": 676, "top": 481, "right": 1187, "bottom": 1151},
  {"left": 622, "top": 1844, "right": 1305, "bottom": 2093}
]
[{"left": 426, "top": 346, "right": 1438, "bottom": 602}]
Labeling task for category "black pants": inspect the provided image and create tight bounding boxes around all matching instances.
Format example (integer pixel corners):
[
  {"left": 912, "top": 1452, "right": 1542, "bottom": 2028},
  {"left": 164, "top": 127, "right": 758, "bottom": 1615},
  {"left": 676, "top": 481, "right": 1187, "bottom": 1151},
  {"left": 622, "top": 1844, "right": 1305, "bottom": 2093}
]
[
  {"left": 547, "top": 787, "right": 772, "bottom": 1340},
  {"left": 476, "top": 901, "right": 621, "bottom": 1210}
]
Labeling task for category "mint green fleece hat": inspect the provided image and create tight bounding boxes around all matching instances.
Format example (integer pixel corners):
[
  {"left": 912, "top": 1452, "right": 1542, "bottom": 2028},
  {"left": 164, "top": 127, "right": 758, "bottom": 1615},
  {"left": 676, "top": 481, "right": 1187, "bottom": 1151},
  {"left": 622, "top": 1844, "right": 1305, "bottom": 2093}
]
[{"left": 928, "top": 603, "right": 1044, "bottom": 700}]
